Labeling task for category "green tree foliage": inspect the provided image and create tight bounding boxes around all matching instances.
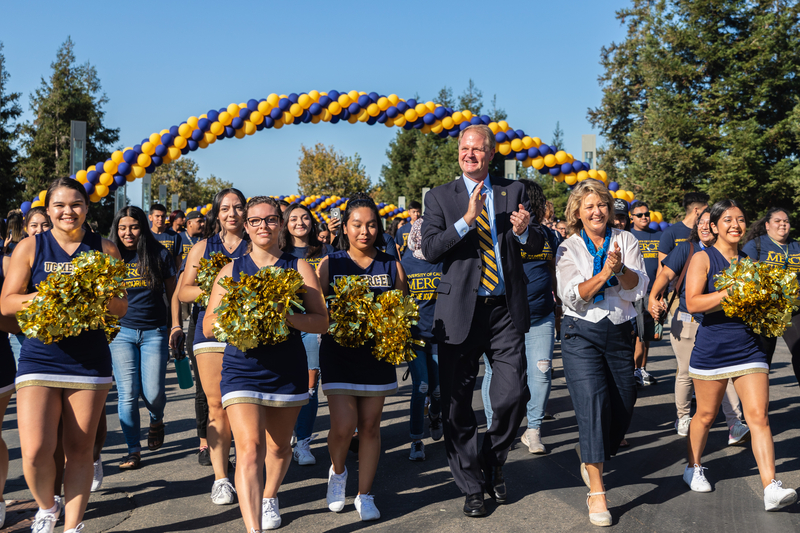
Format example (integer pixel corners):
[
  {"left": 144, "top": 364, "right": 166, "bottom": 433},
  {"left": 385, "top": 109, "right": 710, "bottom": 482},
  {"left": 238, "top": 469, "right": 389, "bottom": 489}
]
[
  {"left": 17, "top": 37, "right": 120, "bottom": 230},
  {"left": 0, "top": 42, "right": 23, "bottom": 215},
  {"left": 150, "top": 157, "right": 233, "bottom": 208},
  {"left": 589, "top": 0, "right": 800, "bottom": 227},
  {"left": 378, "top": 81, "right": 510, "bottom": 204},
  {"left": 297, "top": 143, "right": 371, "bottom": 197}
]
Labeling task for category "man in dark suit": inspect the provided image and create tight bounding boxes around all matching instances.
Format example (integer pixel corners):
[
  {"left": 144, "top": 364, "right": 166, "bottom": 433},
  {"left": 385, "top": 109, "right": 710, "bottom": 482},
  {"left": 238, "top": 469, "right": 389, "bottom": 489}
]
[{"left": 421, "top": 124, "right": 545, "bottom": 516}]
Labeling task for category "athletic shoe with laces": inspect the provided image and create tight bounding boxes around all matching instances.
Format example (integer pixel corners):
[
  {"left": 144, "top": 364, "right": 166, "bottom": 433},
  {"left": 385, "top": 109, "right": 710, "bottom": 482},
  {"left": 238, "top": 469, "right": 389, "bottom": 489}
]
[
  {"left": 521, "top": 428, "right": 547, "bottom": 454},
  {"left": 31, "top": 506, "right": 60, "bottom": 533},
  {"left": 409, "top": 441, "right": 425, "bottom": 461},
  {"left": 764, "top": 479, "right": 797, "bottom": 511},
  {"left": 326, "top": 466, "right": 347, "bottom": 512},
  {"left": 354, "top": 494, "right": 381, "bottom": 521},
  {"left": 675, "top": 415, "right": 692, "bottom": 437},
  {"left": 292, "top": 434, "right": 317, "bottom": 465},
  {"left": 261, "top": 497, "right": 281, "bottom": 529},
  {"left": 91, "top": 456, "right": 104, "bottom": 492},
  {"left": 429, "top": 413, "right": 443, "bottom": 441},
  {"left": 198, "top": 446, "right": 212, "bottom": 466},
  {"left": 728, "top": 421, "right": 751, "bottom": 446},
  {"left": 211, "top": 478, "right": 236, "bottom": 505},
  {"left": 683, "top": 464, "right": 712, "bottom": 492},
  {"left": 633, "top": 368, "right": 644, "bottom": 387},
  {"left": 640, "top": 368, "right": 657, "bottom": 385},
  {"left": 64, "top": 523, "right": 84, "bottom": 533}
]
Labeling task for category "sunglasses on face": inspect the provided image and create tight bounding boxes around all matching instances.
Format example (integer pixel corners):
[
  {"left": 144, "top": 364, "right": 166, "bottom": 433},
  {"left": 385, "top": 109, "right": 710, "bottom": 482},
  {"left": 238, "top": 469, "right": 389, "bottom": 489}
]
[{"left": 631, "top": 212, "right": 650, "bottom": 218}]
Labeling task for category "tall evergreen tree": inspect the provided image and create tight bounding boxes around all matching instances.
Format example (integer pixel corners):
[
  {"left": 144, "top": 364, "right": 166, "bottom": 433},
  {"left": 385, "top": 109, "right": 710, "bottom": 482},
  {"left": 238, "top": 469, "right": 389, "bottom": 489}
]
[
  {"left": 589, "top": 0, "right": 800, "bottom": 226},
  {"left": 18, "top": 37, "right": 119, "bottom": 230},
  {"left": 0, "top": 42, "right": 23, "bottom": 215}
]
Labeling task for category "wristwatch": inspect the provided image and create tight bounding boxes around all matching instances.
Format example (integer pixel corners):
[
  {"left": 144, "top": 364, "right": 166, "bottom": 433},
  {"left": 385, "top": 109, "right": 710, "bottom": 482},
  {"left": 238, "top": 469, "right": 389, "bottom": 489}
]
[{"left": 614, "top": 265, "right": 628, "bottom": 277}]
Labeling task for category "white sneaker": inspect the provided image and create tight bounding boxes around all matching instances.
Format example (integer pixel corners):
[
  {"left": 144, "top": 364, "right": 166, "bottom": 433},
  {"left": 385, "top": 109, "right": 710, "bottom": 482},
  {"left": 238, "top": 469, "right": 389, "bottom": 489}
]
[
  {"left": 261, "top": 497, "right": 281, "bottom": 529},
  {"left": 521, "top": 428, "right": 547, "bottom": 454},
  {"left": 409, "top": 441, "right": 425, "bottom": 461},
  {"left": 64, "top": 523, "right": 85, "bottom": 533},
  {"left": 428, "top": 413, "right": 443, "bottom": 441},
  {"left": 675, "top": 415, "right": 692, "bottom": 437},
  {"left": 292, "top": 434, "right": 317, "bottom": 465},
  {"left": 640, "top": 367, "right": 656, "bottom": 385},
  {"left": 633, "top": 368, "right": 644, "bottom": 386},
  {"left": 31, "top": 506, "right": 60, "bottom": 533},
  {"left": 354, "top": 494, "right": 380, "bottom": 521},
  {"left": 764, "top": 479, "right": 797, "bottom": 511},
  {"left": 728, "top": 421, "right": 751, "bottom": 445},
  {"left": 326, "top": 466, "right": 347, "bottom": 512},
  {"left": 211, "top": 478, "right": 236, "bottom": 505},
  {"left": 683, "top": 464, "right": 712, "bottom": 492},
  {"left": 91, "top": 456, "right": 104, "bottom": 492}
]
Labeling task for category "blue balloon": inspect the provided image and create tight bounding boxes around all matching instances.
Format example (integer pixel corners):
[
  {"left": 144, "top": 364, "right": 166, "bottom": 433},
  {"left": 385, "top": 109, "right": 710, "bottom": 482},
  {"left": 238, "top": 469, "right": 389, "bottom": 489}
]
[
  {"left": 396, "top": 101, "right": 409, "bottom": 113},
  {"left": 207, "top": 110, "right": 219, "bottom": 122},
  {"left": 231, "top": 117, "right": 244, "bottom": 129},
  {"left": 539, "top": 167, "right": 550, "bottom": 175},
  {"left": 95, "top": 161, "right": 106, "bottom": 173},
  {"left": 366, "top": 115, "right": 378, "bottom": 125},
  {"left": 108, "top": 182, "right": 119, "bottom": 193},
  {"left": 423, "top": 113, "right": 436, "bottom": 125},
  {"left": 141, "top": 138, "right": 150, "bottom": 146},
  {"left": 561, "top": 163, "right": 573, "bottom": 174},
  {"left": 327, "top": 90, "right": 340, "bottom": 101},
  {"left": 187, "top": 139, "right": 199, "bottom": 151},
  {"left": 377, "top": 111, "right": 388, "bottom": 124},
  {"left": 516, "top": 152, "right": 527, "bottom": 161},
  {"left": 21, "top": 201, "right": 32, "bottom": 214},
  {"left": 403, "top": 121, "right": 414, "bottom": 130},
  {"left": 368, "top": 92, "right": 379, "bottom": 103},
  {"left": 247, "top": 99, "right": 259, "bottom": 111},
  {"left": 224, "top": 126, "right": 235, "bottom": 137},
  {"left": 113, "top": 174, "right": 126, "bottom": 187},
  {"left": 438, "top": 131, "right": 449, "bottom": 139},
  {"left": 238, "top": 108, "right": 250, "bottom": 119},
  {"left": 133, "top": 144, "right": 143, "bottom": 154},
  {"left": 83, "top": 182, "right": 95, "bottom": 194},
  {"left": 192, "top": 129, "right": 204, "bottom": 141},
  {"left": 117, "top": 162, "right": 131, "bottom": 176},
  {"left": 216, "top": 134, "right": 225, "bottom": 141},
  {"left": 459, "top": 121, "right": 470, "bottom": 131},
  {"left": 496, "top": 131, "right": 507, "bottom": 143},
  {"left": 278, "top": 98, "right": 291, "bottom": 111},
  {"left": 348, "top": 103, "right": 361, "bottom": 114},
  {"left": 198, "top": 118, "right": 211, "bottom": 132},
  {"left": 181, "top": 146, "right": 190, "bottom": 155},
  {"left": 434, "top": 107, "right": 447, "bottom": 119},
  {"left": 527, "top": 147, "right": 540, "bottom": 158},
  {"left": 309, "top": 103, "right": 322, "bottom": 115},
  {"left": 515, "top": 129, "right": 525, "bottom": 139},
  {"left": 269, "top": 108, "right": 283, "bottom": 120},
  {"left": 538, "top": 144, "right": 552, "bottom": 156},
  {"left": 413, "top": 121, "right": 424, "bottom": 129},
  {"left": 155, "top": 144, "right": 168, "bottom": 157},
  {"left": 608, "top": 181, "right": 619, "bottom": 192},
  {"left": 288, "top": 93, "right": 299, "bottom": 103},
  {"left": 318, "top": 95, "right": 332, "bottom": 107},
  {"left": 87, "top": 170, "right": 100, "bottom": 184},
  {"left": 263, "top": 117, "right": 274, "bottom": 128},
  {"left": 358, "top": 94, "right": 370, "bottom": 107},
  {"left": 340, "top": 109, "right": 351, "bottom": 120},
  {"left": 302, "top": 111, "right": 312, "bottom": 123},
  {"left": 649, "top": 222, "right": 660, "bottom": 231},
  {"left": 572, "top": 161, "right": 584, "bottom": 173},
  {"left": 169, "top": 125, "right": 180, "bottom": 137},
  {"left": 659, "top": 222, "right": 670, "bottom": 231},
  {"left": 470, "top": 117, "right": 482, "bottom": 125},
  {"left": 448, "top": 129, "right": 459, "bottom": 137},
  {"left": 505, "top": 129, "right": 517, "bottom": 140},
  {"left": 123, "top": 150, "right": 137, "bottom": 164},
  {"left": 549, "top": 167, "right": 560, "bottom": 176},
  {"left": 151, "top": 155, "right": 163, "bottom": 167},
  {"left": 480, "top": 115, "right": 491, "bottom": 125},
  {"left": 406, "top": 98, "right": 417, "bottom": 108},
  {"left": 386, "top": 106, "right": 398, "bottom": 118}
]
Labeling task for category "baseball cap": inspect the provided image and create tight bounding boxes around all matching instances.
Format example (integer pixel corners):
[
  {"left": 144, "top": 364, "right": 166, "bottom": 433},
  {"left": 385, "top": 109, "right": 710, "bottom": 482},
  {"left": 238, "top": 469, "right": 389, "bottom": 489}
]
[{"left": 614, "top": 199, "right": 629, "bottom": 216}]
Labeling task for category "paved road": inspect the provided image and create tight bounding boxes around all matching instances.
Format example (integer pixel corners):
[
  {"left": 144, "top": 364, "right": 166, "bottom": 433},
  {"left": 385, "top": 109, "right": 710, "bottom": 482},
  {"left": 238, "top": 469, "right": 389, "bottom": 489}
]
[{"left": 2, "top": 329, "right": 799, "bottom": 532}]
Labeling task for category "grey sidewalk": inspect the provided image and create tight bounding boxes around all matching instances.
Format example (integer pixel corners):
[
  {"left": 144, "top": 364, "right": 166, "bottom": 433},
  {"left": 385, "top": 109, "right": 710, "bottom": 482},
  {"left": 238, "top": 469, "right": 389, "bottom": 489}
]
[{"left": 2, "top": 331, "right": 799, "bottom": 532}]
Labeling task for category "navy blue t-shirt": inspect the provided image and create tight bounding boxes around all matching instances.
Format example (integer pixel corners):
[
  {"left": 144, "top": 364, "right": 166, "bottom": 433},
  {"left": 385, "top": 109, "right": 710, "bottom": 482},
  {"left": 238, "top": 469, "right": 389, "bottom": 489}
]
[
  {"left": 283, "top": 243, "right": 336, "bottom": 270},
  {"left": 395, "top": 225, "right": 411, "bottom": 258},
  {"left": 742, "top": 235, "right": 800, "bottom": 274},
  {"left": 400, "top": 254, "right": 442, "bottom": 342},
  {"left": 153, "top": 228, "right": 182, "bottom": 263},
  {"left": 120, "top": 247, "right": 178, "bottom": 329},
  {"left": 658, "top": 221, "right": 691, "bottom": 257},
  {"left": 521, "top": 227, "right": 559, "bottom": 323},
  {"left": 381, "top": 233, "right": 399, "bottom": 261},
  {"left": 661, "top": 240, "right": 704, "bottom": 323},
  {"left": 631, "top": 227, "right": 663, "bottom": 293}
]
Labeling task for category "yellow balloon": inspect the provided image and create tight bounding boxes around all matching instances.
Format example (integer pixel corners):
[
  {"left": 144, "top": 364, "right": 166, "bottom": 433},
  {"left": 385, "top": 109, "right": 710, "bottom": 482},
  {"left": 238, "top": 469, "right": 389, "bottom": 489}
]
[
  {"left": 462, "top": 110, "right": 473, "bottom": 121},
  {"left": 598, "top": 170, "right": 608, "bottom": 181},
  {"left": 187, "top": 116, "right": 199, "bottom": 128},
  {"left": 543, "top": 154, "right": 557, "bottom": 167},
  {"left": 415, "top": 103, "right": 427, "bottom": 116},
  {"left": 99, "top": 173, "right": 114, "bottom": 186},
  {"left": 377, "top": 97, "right": 390, "bottom": 110},
  {"left": 426, "top": 101, "right": 436, "bottom": 113},
  {"left": 555, "top": 151, "right": 568, "bottom": 165},
  {"left": 531, "top": 156, "right": 545, "bottom": 169},
  {"left": 76, "top": 170, "right": 88, "bottom": 183},
  {"left": 394, "top": 115, "right": 407, "bottom": 127},
  {"left": 227, "top": 103, "right": 239, "bottom": 116},
  {"left": 204, "top": 131, "right": 217, "bottom": 143},
  {"left": 497, "top": 120, "right": 509, "bottom": 132},
  {"left": 367, "top": 103, "right": 380, "bottom": 117},
  {"left": 531, "top": 137, "right": 542, "bottom": 147},
  {"left": 160, "top": 129, "right": 170, "bottom": 136},
  {"left": 111, "top": 151, "right": 124, "bottom": 164},
  {"left": 510, "top": 139, "right": 524, "bottom": 152},
  {"left": 404, "top": 109, "right": 418, "bottom": 122},
  {"left": 137, "top": 154, "right": 152, "bottom": 167},
  {"left": 498, "top": 142, "right": 512, "bottom": 156},
  {"left": 587, "top": 169, "right": 599, "bottom": 180},
  {"left": 38, "top": 190, "right": 47, "bottom": 201},
  {"left": 245, "top": 121, "right": 257, "bottom": 135},
  {"left": 210, "top": 122, "right": 224, "bottom": 136},
  {"left": 522, "top": 136, "right": 534, "bottom": 149},
  {"left": 565, "top": 174, "right": 578, "bottom": 185},
  {"left": 126, "top": 174, "right": 136, "bottom": 183},
  {"left": 87, "top": 165, "right": 96, "bottom": 172},
  {"left": 522, "top": 158, "right": 532, "bottom": 168},
  {"left": 384, "top": 118, "right": 395, "bottom": 127},
  {"left": 431, "top": 122, "right": 444, "bottom": 134},
  {"left": 609, "top": 191, "right": 617, "bottom": 198},
  {"left": 626, "top": 191, "right": 635, "bottom": 202},
  {"left": 308, "top": 90, "right": 320, "bottom": 102},
  {"left": 173, "top": 136, "right": 187, "bottom": 149},
  {"left": 161, "top": 154, "right": 172, "bottom": 165},
  {"left": 131, "top": 165, "right": 146, "bottom": 178},
  {"left": 149, "top": 133, "right": 162, "bottom": 145},
  {"left": 577, "top": 170, "right": 589, "bottom": 181},
  {"left": 387, "top": 94, "right": 399, "bottom": 105},
  {"left": 298, "top": 94, "right": 311, "bottom": 109},
  {"left": 488, "top": 122, "right": 500, "bottom": 134},
  {"left": 31, "top": 200, "right": 43, "bottom": 208},
  {"left": 235, "top": 128, "right": 245, "bottom": 139},
  {"left": 179, "top": 123, "right": 193, "bottom": 138},
  {"left": 258, "top": 101, "right": 272, "bottom": 115},
  {"left": 442, "top": 117, "right": 455, "bottom": 129},
  {"left": 348, "top": 90, "right": 360, "bottom": 101},
  {"left": 198, "top": 139, "right": 209, "bottom": 149},
  {"left": 201, "top": 207, "right": 208, "bottom": 215},
  {"left": 420, "top": 124, "right": 432, "bottom": 134},
  {"left": 290, "top": 103, "right": 303, "bottom": 117},
  {"left": 273, "top": 119, "right": 283, "bottom": 130},
  {"left": 168, "top": 146, "right": 181, "bottom": 159},
  {"left": 206, "top": 203, "right": 212, "bottom": 209},
  {"left": 267, "top": 93, "right": 280, "bottom": 107},
  {"left": 142, "top": 142, "right": 156, "bottom": 156},
  {"left": 452, "top": 111, "right": 464, "bottom": 124},
  {"left": 89, "top": 193, "right": 101, "bottom": 203},
  {"left": 282, "top": 111, "right": 293, "bottom": 124},
  {"left": 338, "top": 94, "right": 352, "bottom": 108},
  {"left": 328, "top": 101, "right": 342, "bottom": 115},
  {"left": 358, "top": 109, "right": 369, "bottom": 122},
  {"left": 219, "top": 111, "right": 232, "bottom": 126},
  {"left": 320, "top": 109, "right": 332, "bottom": 122},
  {"left": 554, "top": 173, "right": 565, "bottom": 183},
  {"left": 347, "top": 114, "right": 358, "bottom": 124},
  {"left": 95, "top": 184, "right": 109, "bottom": 198}
]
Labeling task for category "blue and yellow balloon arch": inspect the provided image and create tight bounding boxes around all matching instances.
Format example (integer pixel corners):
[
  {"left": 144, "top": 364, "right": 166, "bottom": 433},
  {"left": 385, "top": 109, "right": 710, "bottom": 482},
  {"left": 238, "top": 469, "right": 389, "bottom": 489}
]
[{"left": 19, "top": 90, "right": 667, "bottom": 228}]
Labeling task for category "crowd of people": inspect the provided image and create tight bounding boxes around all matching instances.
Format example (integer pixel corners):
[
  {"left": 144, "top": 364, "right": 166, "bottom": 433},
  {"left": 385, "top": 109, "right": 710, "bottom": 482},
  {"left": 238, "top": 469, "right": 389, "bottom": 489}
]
[{"left": 0, "top": 124, "right": 798, "bottom": 532}]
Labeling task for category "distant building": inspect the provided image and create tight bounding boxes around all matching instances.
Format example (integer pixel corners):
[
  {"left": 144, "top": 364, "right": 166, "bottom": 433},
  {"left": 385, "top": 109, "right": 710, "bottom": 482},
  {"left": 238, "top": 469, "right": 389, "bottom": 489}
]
[{"left": 582, "top": 134, "right": 597, "bottom": 170}]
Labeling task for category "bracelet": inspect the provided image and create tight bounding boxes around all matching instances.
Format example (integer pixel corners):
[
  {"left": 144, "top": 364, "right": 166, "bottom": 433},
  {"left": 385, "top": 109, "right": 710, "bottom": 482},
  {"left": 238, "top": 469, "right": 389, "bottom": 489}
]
[{"left": 171, "top": 326, "right": 182, "bottom": 331}]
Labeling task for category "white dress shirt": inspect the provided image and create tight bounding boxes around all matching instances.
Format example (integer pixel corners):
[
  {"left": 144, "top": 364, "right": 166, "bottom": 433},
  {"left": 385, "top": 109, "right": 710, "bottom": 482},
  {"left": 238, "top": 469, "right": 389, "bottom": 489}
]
[{"left": 556, "top": 228, "right": 648, "bottom": 325}]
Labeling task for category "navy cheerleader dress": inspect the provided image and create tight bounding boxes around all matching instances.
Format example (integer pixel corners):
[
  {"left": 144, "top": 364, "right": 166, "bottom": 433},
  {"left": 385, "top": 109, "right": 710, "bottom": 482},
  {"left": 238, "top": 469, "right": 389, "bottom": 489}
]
[
  {"left": 219, "top": 254, "right": 309, "bottom": 409},
  {"left": 689, "top": 247, "right": 769, "bottom": 380},
  {"left": 16, "top": 230, "right": 113, "bottom": 391},
  {"left": 193, "top": 233, "right": 249, "bottom": 356},
  {"left": 320, "top": 250, "right": 399, "bottom": 397}
]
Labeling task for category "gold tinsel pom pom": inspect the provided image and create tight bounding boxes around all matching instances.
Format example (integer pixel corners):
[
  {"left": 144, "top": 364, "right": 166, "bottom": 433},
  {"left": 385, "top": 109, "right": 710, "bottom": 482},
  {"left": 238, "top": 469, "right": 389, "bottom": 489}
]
[
  {"left": 370, "top": 290, "right": 422, "bottom": 365},
  {"left": 714, "top": 257, "right": 800, "bottom": 337},
  {"left": 327, "top": 275, "right": 422, "bottom": 364},
  {"left": 327, "top": 275, "right": 375, "bottom": 348},
  {"left": 212, "top": 266, "right": 306, "bottom": 350},
  {"left": 17, "top": 251, "right": 127, "bottom": 344},
  {"left": 195, "top": 252, "right": 232, "bottom": 307}
]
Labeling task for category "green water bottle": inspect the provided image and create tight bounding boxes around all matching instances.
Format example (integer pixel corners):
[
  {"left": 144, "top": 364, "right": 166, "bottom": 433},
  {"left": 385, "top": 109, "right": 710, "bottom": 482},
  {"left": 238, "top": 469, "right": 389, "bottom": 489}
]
[{"left": 172, "top": 346, "right": 194, "bottom": 389}]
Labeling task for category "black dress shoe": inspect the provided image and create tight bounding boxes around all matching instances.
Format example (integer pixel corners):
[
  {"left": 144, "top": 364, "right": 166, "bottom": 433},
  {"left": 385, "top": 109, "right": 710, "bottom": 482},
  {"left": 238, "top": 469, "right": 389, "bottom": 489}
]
[
  {"left": 486, "top": 466, "right": 507, "bottom": 503},
  {"left": 463, "top": 492, "right": 486, "bottom": 517}
]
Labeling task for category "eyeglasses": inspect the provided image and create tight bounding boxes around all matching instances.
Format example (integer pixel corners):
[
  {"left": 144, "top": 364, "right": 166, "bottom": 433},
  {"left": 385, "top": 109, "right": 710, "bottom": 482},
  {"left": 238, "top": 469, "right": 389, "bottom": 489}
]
[
  {"left": 247, "top": 216, "right": 281, "bottom": 227},
  {"left": 631, "top": 212, "right": 650, "bottom": 218}
]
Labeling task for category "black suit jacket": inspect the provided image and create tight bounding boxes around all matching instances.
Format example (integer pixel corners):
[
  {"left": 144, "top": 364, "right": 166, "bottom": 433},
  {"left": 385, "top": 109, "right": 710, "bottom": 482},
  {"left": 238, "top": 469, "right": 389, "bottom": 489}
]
[{"left": 421, "top": 176, "right": 545, "bottom": 345}]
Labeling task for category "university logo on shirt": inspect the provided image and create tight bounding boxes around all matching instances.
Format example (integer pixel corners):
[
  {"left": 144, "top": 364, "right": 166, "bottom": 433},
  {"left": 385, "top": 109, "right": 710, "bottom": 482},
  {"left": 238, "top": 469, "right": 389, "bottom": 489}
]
[
  {"left": 334, "top": 274, "right": 392, "bottom": 287},
  {"left": 123, "top": 263, "right": 148, "bottom": 289},
  {"left": 638, "top": 239, "right": 659, "bottom": 259},
  {"left": 407, "top": 271, "right": 441, "bottom": 301},
  {"left": 521, "top": 239, "right": 555, "bottom": 262},
  {"left": 44, "top": 261, "right": 74, "bottom": 273}
]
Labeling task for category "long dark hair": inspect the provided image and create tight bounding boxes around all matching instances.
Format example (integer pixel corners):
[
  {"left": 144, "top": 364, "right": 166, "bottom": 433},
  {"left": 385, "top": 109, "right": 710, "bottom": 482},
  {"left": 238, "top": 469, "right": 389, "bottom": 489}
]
[
  {"left": 6, "top": 212, "right": 24, "bottom": 244},
  {"left": 279, "top": 204, "right": 323, "bottom": 258},
  {"left": 708, "top": 199, "right": 746, "bottom": 238},
  {"left": 111, "top": 206, "right": 166, "bottom": 291},
  {"left": 203, "top": 188, "right": 247, "bottom": 239},
  {"left": 519, "top": 179, "right": 546, "bottom": 224},
  {"left": 338, "top": 192, "right": 386, "bottom": 251},
  {"left": 743, "top": 207, "right": 790, "bottom": 244}
]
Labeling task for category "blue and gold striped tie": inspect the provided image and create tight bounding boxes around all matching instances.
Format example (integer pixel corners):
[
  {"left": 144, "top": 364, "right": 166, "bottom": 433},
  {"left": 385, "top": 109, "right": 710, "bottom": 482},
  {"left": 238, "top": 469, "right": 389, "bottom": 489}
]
[{"left": 476, "top": 204, "right": 498, "bottom": 292}]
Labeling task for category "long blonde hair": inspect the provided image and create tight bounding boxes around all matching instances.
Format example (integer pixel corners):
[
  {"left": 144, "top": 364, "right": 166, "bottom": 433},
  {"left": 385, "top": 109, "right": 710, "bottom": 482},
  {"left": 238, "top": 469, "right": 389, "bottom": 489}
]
[{"left": 564, "top": 180, "right": 615, "bottom": 237}]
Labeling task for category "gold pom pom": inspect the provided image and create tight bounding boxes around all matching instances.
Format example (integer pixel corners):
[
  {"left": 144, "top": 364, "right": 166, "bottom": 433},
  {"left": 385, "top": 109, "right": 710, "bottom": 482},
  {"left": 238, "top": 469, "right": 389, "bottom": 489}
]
[
  {"left": 370, "top": 290, "right": 423, "bottom": 365},
  {"left": 17, "top": 251, "right": 127, "bottom": 344},
  {"left": 212, "top": 266, "right": 306, "bottom": 350},
  {"left": 195, "top": 252, "right": 232, "bottom": 307},
  {"left": 327, "top": 275, "right": 376, "bottom": 348},
  {"left": 714, "top": 257, "right": 800, "bottom": 337}
]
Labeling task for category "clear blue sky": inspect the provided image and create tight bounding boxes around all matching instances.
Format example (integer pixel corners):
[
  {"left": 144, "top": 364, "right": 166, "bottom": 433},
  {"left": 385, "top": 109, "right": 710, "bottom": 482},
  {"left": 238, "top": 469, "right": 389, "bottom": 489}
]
[{"left": 1, "top": 0, "right": 630, "bottom": 205}]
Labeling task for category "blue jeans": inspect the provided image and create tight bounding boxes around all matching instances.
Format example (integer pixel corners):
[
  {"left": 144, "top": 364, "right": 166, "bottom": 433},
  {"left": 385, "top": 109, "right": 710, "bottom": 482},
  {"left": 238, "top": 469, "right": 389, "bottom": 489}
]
[
  {"left": 409, "top": 347, "right": 440, "bottom": 439},
  {"left": 110, "top": 325, "right": 169, "bottom": 454},
  {"left": 294, "top": 332, "right": 319, "bottom": 441},
  {"left": 482, "top": 313, "right": 555, "bottom": 430},
  {"left": 9, "top": 332, "right": 25, "bottom": 368}
]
